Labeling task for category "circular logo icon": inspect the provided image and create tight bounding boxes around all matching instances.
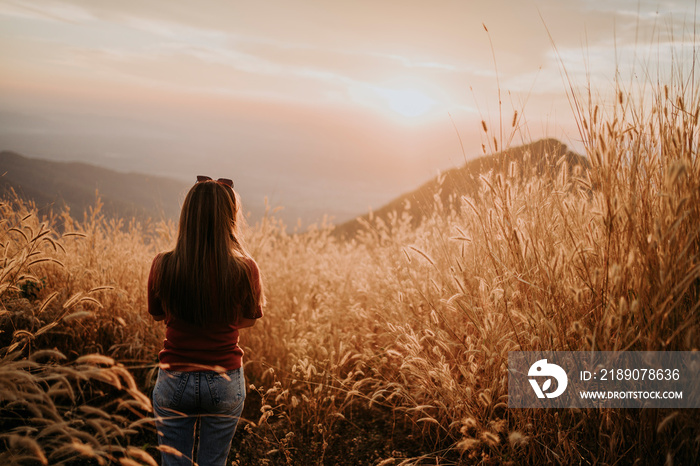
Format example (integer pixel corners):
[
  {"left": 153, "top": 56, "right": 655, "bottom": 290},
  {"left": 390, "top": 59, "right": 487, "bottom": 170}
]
[{"left": 528, "top": 359, "right": 568, "bottom": 399}]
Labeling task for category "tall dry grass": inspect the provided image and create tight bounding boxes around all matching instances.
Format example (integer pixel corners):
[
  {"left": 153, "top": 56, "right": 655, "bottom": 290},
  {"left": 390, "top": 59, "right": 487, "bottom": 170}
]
[
  {"left": 236, "top": 67, "right": 700, "bottom": 464},
  {"left": 1, "top": 70, "right": 698, "bottom": 465},
  {"left": 0, "top": 195, "right": 169, "bottom": 465}
]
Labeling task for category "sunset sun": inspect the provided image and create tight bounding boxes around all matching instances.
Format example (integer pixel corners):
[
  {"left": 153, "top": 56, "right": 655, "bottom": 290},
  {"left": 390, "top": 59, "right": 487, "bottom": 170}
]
[{"left": 374, "top": 87, "right": 437, "bottom": 118}]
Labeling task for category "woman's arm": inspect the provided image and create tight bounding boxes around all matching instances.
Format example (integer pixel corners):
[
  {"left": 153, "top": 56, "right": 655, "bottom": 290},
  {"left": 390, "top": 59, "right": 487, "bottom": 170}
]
[
  {"left": 148, "top": 254, "right": 167, "bottom": 322},
  {"left": 243, "top": 258, "right": 265, "bottom": 320},
  {"left": 234, "top": 257, "right": 264, "bottom": 329}
]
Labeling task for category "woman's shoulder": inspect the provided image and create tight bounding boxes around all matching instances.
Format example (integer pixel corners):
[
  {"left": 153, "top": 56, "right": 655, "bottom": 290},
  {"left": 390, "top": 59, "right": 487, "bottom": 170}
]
[
  {"left": 152, "top": 250, "right": 172, "bottom": 263},
  {"left": 241, "top": 255, "right": 260, "bottom": 275},
  {"left": 149, "top": 251, "right": 172, "bottom": 275},
  {"left": 242, "top": 254, "right": 258, "bottom": 266},
  {"left": 233, "top": 255, "right": 260, "bottom": 283}
]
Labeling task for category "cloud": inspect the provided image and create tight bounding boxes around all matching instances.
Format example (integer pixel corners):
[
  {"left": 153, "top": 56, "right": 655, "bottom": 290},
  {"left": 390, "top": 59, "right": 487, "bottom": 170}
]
[
  {"left": 113, "top": 12, "right": 470, "bottom": 87},
  {"left": 0, "top": 0, "right": 93, "bottom": 23}
]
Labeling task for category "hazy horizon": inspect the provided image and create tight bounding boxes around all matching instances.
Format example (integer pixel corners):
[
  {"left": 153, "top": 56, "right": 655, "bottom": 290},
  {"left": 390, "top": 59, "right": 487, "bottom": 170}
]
[{"left": 1, "top": 0, "right": 697, "bottom": 225}]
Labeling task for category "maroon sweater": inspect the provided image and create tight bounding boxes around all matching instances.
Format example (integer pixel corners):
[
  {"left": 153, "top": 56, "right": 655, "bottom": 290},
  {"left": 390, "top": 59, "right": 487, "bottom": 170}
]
[{"left": 147, "top": 256, "right": 263, "bottom": 371}]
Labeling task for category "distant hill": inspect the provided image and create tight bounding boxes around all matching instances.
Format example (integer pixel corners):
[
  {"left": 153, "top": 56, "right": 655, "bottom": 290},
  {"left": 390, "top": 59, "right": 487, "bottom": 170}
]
[
  {"left": 2, "top": 140, "right": 588, "bottom": 235},
  {"left": 0, "top": 151, "right": 189, "bottom": 224},
  {"left": 335, "top": 138, "right": 588, "bottom": 237}
]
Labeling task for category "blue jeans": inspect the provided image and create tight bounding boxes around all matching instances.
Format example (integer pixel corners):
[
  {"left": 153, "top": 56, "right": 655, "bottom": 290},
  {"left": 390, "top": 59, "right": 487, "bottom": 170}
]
[{"left": 152, "top": 367, "right": 246, "bottom": 466}]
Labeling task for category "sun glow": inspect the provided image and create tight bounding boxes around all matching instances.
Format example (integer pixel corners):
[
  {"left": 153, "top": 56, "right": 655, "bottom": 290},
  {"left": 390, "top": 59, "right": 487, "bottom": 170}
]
[
  {"left": 349, "top": 81, "right": 443, "bottom": 121},
  {"left": 374, "top": 87, "right": 437, "bottom": 118}
]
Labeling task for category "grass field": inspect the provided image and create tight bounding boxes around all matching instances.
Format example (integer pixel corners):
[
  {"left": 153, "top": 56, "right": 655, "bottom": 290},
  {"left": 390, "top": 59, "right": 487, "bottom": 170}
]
[{"left": 1, "top": 71, "right": 699, "bottom": 465}]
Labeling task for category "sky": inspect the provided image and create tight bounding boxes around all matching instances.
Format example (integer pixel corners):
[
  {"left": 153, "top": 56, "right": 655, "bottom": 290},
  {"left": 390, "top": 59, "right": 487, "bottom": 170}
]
[{"left": 0, "top": 0, "right": 697, "bottom": 225}]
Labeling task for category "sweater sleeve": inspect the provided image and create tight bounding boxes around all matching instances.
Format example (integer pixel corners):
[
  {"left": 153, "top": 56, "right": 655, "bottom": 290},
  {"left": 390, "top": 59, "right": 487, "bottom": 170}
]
[
  {"left": 243, "top": 258, "right": 264, "bottom": 320},
  {"left": 147, "top": 255, "right": 165, "bottom": 318}
]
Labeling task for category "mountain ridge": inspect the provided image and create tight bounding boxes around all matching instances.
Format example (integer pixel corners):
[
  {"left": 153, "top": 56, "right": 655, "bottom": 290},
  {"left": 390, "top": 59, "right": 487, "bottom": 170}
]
[
  {"left": 2, "top": 139, "right": 587, "bottom": 233},
  {"left": 335, "top": 138, "right": 588, "bottom": 237},
  {"left": 0, "top": 150, "right": 189, "bottom": 223}
]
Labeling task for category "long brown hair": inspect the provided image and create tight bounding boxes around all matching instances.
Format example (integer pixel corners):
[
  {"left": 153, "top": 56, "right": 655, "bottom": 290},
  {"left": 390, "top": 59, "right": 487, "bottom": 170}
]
[{"left": 152, "top": 179, "right": 264, "bottom": 326}]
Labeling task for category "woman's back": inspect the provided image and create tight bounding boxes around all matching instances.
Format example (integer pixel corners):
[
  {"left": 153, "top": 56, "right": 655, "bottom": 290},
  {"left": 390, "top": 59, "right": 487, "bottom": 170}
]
[
  {"left": 149, "top": 176, "right": 264, "bottom": 466},
  {"left": 149, "top": 255, "right": 263, "bottom": 372}
]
